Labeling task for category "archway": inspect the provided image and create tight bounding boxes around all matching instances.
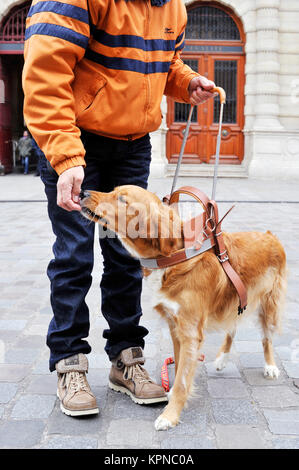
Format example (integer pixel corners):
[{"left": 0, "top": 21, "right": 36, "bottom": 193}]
[
  {"left": 0, "top": 1, "right": 30, "bottom": 174},
  {"left": 166, "top": 2, "right": 245, "bottom": 165}
]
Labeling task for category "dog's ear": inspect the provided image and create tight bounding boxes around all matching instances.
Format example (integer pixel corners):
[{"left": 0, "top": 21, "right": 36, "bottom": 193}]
[
  {"left": 156, "top": 205, "right": 183, "bottom": 257},
  {"left": 137, "top": 202, "right": 182, "bottom": 256},
  {"left": 158, "top": 236, "right": 180, "bottom": 257}
]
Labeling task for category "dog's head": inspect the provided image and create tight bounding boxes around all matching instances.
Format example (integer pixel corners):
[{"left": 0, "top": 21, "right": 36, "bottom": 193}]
[{"left": 80, "top": 185, "right": 184, "bottom": 259}]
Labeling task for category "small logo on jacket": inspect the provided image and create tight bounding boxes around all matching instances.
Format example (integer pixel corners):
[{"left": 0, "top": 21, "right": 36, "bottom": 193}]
[{"left": 164, "top": 27, "right": 174, "bottom": 34}]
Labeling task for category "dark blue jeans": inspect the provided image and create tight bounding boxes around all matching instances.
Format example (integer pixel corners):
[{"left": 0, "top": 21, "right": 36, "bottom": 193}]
[
  {"left": 40, "top": 132, "right": 151, "bottom": 372},
  {"left": 22, "top": 156, "right": 29, "bottom": 174}
]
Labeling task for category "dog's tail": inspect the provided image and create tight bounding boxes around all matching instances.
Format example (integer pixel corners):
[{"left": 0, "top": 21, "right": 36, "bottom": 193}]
[{"left": 259, "top": 258, "right": 287, "bottom": 336}]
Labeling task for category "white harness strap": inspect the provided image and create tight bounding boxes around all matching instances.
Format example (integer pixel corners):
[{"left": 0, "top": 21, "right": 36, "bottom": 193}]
[{"left": 140, "top": 237, "right": 214, "bottom": 270}]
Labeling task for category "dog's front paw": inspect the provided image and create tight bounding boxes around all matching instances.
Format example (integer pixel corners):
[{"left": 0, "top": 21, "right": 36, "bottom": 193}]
[
  {"left": 155, "top": 414, "right": 177, "bottom": 431},
  {"left": 264, "top": 364, "right": 280, "bottom": 379},
  {"left": 214, "top": 352, "right": 229, "bottom": 371}
]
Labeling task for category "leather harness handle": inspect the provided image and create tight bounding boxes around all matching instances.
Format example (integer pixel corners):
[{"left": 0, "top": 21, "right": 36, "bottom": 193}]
[
  {"left": 211, "top": 87, "right": 226, "bottom": 105},
  {"left": 167, "top": 186, "right": 210, "bottom": 212}
]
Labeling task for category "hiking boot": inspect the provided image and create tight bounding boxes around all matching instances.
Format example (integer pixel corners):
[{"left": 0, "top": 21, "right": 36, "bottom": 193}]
[
  {"left": 109, "top": 347, "right": 167, "bottom": 405},
  {"left": 56, "top": 353, "right": 99, "bottom": 416}
]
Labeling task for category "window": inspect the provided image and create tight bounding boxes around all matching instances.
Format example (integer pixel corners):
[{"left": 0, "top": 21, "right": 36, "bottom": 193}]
[
  {"left": 186, "top": 6, "right": 240, "bottom": 41},
  {"left": 0, "top": 3, "right": 30, "bottom": 42},
  {"left": 214, "top": 60, "right": 237, "bottom": 123}
]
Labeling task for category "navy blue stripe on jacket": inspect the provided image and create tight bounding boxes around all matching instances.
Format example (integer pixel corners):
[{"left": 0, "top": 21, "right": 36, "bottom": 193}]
[
  {"left": 85, "top": 49, "right": 171, "bottom": 74},
  {"left": 25, "top": 23, "right": 89, "bottom": 49},
  {"left": 93, "top": 29, "right": 176, "bottom": 52},
  {"left": 175, "top": 32, "right": 184, "bottom": 46},
  {"left": 175, "top": 40, "right": 185, "bottom": 52},
  {"left": 27, "top": 0, "right": 89, "bottom": 24}
]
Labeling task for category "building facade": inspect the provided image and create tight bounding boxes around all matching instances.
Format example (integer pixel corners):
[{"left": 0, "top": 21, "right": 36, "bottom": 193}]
[{"left": 0, "top": 0, "right": 298, "bottom": 178}]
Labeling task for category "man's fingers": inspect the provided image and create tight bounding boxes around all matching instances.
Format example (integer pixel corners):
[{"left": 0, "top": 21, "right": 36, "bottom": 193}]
[
  {"left": 59, "top": 200, "right": 81, "bottom": 211},
  {"left": 198, "top": 76, "right": 215, "bottom": 91},
  {"left": 57, "top": 181, "right": 81, "bottom": 212},
  {"left": 72, "top": 175, "right": 82, "bottom": 204},
  {"left": 56, "top": 166, "right": 84, "bottom": 212},
  {"left": 190, "top": 89, "right": 214, "bottom": 105},
  {"left": 58, "top": 196, "right": 81, "bottom": 211}
]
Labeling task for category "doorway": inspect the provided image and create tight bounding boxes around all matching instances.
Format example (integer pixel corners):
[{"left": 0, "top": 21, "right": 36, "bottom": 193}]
[
  {"left": 166, "top": 2, "right": 245, "bottom": 165},
  {"left": 0, "top": 1, "right": 30, "bottom": 173}
]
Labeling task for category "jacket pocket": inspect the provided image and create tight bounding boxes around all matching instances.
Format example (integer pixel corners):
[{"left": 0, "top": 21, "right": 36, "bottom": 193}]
[{"left": 73, "top": 66, "right": 107, "bottom": 118}]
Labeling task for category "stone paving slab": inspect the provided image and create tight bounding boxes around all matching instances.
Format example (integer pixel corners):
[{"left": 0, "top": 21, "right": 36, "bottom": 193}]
[
  {"left": 0, "top": 174, "right": 299, "bottom": 449},
  {"left": 263, "top": 410, "right": 299, "bottom": 435},
  {"left": 212, "top": 399, "right": 260, "bottom": 425},
  {"left": 40, "top": 436, "right": 99, "bottom": 449},
  {"left": 0, "top": 420, "right": 46, "bottom": 449},
  {"left": 282, "top": 362, "right": 299, "bottom": 379},
  {"left": 0, "top": 383, "right": 18, "bottom": 404},
  {"left": 0, "top": 364, "right": 31, "bottom": 383},
  {"left": 207, "top": 379, "right": 249, "bottom": 398},
  {"left": 215, "top": 425, "right": 266, "bottom": 449},
  {"left": 205, "top": 362, "right": 241, "bottom": 378},
  {"left": 272, "top": 437, "right": 299, "bottom": 449},
  {"left": 251, "top": 386, "right": 299, "bottom": 408},
  {"left": 10, "top": 394, "right": 57, "bottom": 419},
  {"left": 242, "top": 368, "right": 287, "bottom": 386}
]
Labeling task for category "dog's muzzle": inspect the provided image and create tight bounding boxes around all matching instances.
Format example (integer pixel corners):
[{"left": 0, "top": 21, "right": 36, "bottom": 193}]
[{"left": 79, "top": 190, "right": 90, "bottom": 202}]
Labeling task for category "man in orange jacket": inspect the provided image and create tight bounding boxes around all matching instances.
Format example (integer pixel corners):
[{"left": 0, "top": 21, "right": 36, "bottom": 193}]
[{"left": 23, "top": 0, "right": 215, "bottom": 417}]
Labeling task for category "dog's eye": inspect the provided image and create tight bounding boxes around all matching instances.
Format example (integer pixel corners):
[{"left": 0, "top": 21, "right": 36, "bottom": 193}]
[{"left": 118, "top": 195, "right": 127, "bottom": 204}]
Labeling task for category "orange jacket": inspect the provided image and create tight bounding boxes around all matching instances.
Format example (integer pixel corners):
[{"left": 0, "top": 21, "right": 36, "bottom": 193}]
[{"left": 22, "top": 0, "right": 198, "bottom": 175}]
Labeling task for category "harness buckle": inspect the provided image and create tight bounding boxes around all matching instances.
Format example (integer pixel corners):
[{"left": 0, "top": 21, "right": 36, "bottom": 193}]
[
  {"left": 205, "top": 217, "right": 216, "bottom": 232},
  {"left": 217, "top": 251, "right": 229, "bottom": 263}
]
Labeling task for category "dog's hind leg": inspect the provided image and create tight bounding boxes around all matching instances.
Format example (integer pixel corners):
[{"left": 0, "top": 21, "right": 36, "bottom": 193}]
[
  {"left": 155, "top": 327, "right": 203, "bottom": 431},
  {"left": 262, "top": 334, "right": 279, "bottom": 378},
  {"left": 214, "top": 327, "right": 236, "bottom": 371},
  {"left": 259, "top": 269, "right": 287, "bottom": 379}
]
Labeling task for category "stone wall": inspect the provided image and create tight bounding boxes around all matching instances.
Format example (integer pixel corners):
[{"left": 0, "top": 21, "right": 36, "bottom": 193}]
[{"left": 0, "top": 0, "right": 26, "bottom": 20}]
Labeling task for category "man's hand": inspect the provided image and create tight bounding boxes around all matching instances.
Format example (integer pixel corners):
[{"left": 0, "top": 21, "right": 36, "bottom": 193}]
[
  {"left": 188, "top": 76, "right": 216, "bottom": 106},
  {"left": 57, "top": 166, "right": 84, "bottom": 212}
]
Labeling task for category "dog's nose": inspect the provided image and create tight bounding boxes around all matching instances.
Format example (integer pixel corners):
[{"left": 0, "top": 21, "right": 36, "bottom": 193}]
[{"left": 79, "top": 190, "right": 90, "bottom": 200}]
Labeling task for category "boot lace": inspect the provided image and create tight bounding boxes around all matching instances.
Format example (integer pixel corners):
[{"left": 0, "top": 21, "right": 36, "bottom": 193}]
[
  {"left": 123, "top": 363, "right": 154, "bottom": 384},
  {"left": 62, "top": 371, "right": 90, "bottom": 393}
]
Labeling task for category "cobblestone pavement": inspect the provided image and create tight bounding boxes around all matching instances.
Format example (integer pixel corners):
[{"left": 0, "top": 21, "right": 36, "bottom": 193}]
[{"left": 0, "top": 173, "right": 299, "bottom": 450}]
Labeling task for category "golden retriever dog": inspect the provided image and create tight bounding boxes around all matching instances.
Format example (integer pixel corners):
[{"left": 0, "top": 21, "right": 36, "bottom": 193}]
[{"left": 80, "top": 185, "right": 287, "bottom": 431}]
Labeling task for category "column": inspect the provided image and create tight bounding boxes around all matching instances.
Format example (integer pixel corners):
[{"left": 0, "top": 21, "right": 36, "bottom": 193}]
[{"left": 254, "top": 0, "right": 283, "bottom": 129}]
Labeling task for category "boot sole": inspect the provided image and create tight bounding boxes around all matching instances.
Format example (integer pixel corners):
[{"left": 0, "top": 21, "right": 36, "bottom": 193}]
[
  {"left": 108, "top": 381, "right": 168, "bottom": 405},
  {"left": 57, "top": 392, "right": 99, "bottom": 417},
  {"left": 60, "top": 403, "right": 99, "bottom": 417}
]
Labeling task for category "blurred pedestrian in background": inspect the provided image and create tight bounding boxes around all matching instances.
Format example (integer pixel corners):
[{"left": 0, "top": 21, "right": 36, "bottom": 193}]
[
  {"left": 31, "top": 137, "right": 45, "bottom": 176},
  {"left": 17, "top": 130, "right": 33, "bottom": 175}
]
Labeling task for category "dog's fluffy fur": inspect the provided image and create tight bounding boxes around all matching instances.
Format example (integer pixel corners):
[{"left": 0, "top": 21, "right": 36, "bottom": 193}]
[{"left": 81, "top": 185, "right": 287, "bottom": 430}]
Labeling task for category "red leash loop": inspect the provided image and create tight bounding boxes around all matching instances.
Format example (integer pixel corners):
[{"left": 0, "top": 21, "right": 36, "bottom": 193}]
[
  {"left": 161, "top": 354, "right": 205, "bottom": 392},
  {"left": 161, "top": 357, "right": 174, "bottom": 392}
]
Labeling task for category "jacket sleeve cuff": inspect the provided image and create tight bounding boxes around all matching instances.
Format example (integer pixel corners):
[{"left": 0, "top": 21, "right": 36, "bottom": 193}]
[
  {"left": 53, "top": 156, "right": 86, "bottom": 176},
  {"left": 180, "top": 72, "right": 202, "bottom": 103}
]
